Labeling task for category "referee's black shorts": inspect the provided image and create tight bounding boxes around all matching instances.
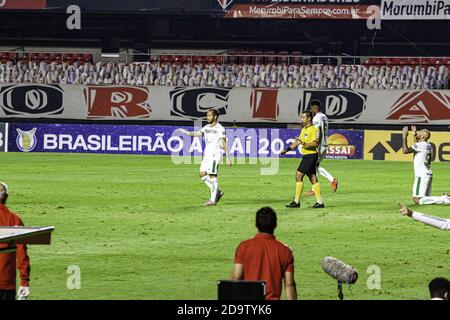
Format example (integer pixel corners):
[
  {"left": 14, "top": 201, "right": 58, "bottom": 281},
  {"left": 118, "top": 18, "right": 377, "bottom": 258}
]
[{"left": 297, "top": 153, "right": 319, "bottom": 175}]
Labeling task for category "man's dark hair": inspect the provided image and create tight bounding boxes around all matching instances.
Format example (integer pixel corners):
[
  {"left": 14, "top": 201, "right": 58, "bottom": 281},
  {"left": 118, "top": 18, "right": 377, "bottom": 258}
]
[
  {"left": 208, "top": 108, "right": 219, "bottom": 118},
  {"left": 310, "top": 100, "right": 321, "bottom": 110},
  {"left": 302, "top": 111, "right": 313, "bottom": 120},
  {"left": 0, "top": 182, "right": 8, "bottom": 204},
  {"left": 429, "top": 277, "right": 450, "bottom": 299},
  {"left": 256, "top": 207, "right": 277, "bottom": 234}
]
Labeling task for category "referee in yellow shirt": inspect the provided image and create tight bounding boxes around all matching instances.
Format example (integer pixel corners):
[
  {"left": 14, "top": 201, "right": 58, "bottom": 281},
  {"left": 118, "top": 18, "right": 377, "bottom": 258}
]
[{"left": 281, "top": 111, "right": 324, "bottom": 208}]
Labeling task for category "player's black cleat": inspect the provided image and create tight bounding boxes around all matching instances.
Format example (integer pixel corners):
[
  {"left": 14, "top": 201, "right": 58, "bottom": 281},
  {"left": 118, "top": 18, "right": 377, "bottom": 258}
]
[
  {"left": 215, "top": 190, "right": 224, "bottom": 203},
  {"left": 311, "top": 202, "right": 325, "bottom": 208},
  {"left": 286, "top": 201, "right": 300, "bottom": 208}
]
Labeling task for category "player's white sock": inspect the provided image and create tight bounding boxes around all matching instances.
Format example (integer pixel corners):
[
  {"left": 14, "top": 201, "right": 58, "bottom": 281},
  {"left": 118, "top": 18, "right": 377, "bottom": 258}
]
[
  {"left": 210, "top": 177, "right": 218, "bottom": 203},
  {"left": 419, "top": 196, "right": 450, "bottom": 205},
  {"left": 201, "top": 176, "right": 213, "bottom": 191},
  {"left": 318, "top": 167, "right": 334, "bottom": 183}
]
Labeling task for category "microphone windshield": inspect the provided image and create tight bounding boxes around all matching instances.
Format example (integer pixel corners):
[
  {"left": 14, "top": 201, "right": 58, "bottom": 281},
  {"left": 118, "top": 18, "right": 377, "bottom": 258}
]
[{"left": 322, "top": 256, "right": 358, "bottom": 284}]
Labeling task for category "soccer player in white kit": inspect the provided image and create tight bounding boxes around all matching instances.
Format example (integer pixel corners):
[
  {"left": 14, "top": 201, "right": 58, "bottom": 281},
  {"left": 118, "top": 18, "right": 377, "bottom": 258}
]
[
  {"left": 177, "top": 109, "right": 232, "bottom": 206},
  {"left": 402, "top": 125, "right": 450, "bottom": 205},
  {"left": 305, "top": 100, "right": 338, "bottom": 197},
  {"left": 398, "top": 204, "right": 450, "bottom": 230}
]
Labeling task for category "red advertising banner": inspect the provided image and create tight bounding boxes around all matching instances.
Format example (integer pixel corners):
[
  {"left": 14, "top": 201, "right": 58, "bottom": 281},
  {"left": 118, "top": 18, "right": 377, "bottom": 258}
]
[
  {"left": 84, "top": 86, "right": 152, "bottom": 119},
  {"left": 250, "top": 89, "right": 280, "bottom": 121},
  {"left": 0, "top": 0, "right": 46, "bottom": 9},
  {"left": 224, "top": 4, "right": 374, "bottom": 19},
  {"left": 386, "top": 90, "right": 450, "bottom": 122}
]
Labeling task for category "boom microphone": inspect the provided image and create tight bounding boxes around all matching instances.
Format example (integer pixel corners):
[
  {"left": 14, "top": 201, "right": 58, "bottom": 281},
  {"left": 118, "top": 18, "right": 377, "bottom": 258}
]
[{"left": 321, "top": 256, "right": 358, "bottom": 284}]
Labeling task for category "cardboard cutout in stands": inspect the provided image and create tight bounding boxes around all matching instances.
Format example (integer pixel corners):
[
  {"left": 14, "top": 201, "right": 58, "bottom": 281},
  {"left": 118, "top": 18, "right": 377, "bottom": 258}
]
[
  {"left": 0, "top": 226, "right": 54, "bottom": 253},
  {"left": 217, "top": 280, "right": 266, "bottom": 300}
]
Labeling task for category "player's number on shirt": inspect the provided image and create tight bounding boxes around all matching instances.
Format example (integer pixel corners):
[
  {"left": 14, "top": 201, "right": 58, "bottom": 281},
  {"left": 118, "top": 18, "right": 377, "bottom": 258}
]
[{"left": 425, "top": 152, "right": 431, "bottom": 170}]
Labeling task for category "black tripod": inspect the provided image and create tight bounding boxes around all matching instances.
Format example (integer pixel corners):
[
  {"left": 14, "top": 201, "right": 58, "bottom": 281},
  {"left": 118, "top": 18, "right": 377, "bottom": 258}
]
[{"left": 337, "top": 281, "right": 344, "bottom": 300}]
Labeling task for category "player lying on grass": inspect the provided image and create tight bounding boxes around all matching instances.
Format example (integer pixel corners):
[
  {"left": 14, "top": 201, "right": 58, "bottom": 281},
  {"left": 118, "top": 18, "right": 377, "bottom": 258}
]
[{"left": 398, "top": 204, "right": 450, "bottom": 230}]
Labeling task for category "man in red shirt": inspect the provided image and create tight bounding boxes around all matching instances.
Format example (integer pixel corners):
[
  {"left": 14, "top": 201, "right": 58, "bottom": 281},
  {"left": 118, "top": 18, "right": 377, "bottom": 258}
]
[
  {"left": 232, "top": 207, "right": 297, "bottom": 300},
  {"left": 0, "top": 182, "right": 30, "bottom": 300}
]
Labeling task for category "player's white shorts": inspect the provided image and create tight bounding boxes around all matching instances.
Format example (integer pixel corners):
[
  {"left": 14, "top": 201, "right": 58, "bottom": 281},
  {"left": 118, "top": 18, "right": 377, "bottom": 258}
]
[
  {"left": 200, "top": 156, "right": 221, "bottom": 175},
  {"left": 412, "top": 175, "right": 432, "bottom": 197}
]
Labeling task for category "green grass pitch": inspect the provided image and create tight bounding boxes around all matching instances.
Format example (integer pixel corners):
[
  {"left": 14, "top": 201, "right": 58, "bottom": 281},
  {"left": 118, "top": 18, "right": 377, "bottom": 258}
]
[{"left": 2, "top": 152, "right": 449, "bottom": 300}]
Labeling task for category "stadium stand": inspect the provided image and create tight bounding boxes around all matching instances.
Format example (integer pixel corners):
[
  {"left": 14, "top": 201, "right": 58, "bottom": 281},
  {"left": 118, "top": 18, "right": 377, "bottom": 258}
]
[
  {"left": 0, "top": 50, "right": 448, "bottom": 89},
  {"left": 0, "top": 54, "right": 448, "bottom": 89}
]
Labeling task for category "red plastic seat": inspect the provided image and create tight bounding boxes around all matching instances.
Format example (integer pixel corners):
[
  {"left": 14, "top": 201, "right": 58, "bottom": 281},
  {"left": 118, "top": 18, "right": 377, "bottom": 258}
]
[
  {"left": 206, "top": 56, "right": 220, "bottom": 64},
  {"left": 62, "top": 53, "right": 73, "bottom": 62},
  {"left": 389, "top": 58, "right": 402, "bottom": 66},
  {"left": 82, "top": 53, "right": 93, "bottom": 63},
  {"left": 71, "top": 53, "right": 81, "bottom": 62},
  {"left": 180, "top": 55, "right": 192, "bottom": 65},
  {"left": 364, "top": 58, "right": 374, "bottom": 65},
  {"left": 277, "top": 51, "right": 289, "bottom": 65},
  {"left": 224, "top": 49, "right": 238, "bottom": 64},
  {"left": 47, "top": 53, "right": 58, "bottom": 61},
  {"left": 5, "top": 52, "right": 17, "bottom": 61},
  {"left": 263, "top": 51, "right": 276, "bottom": 64},
  {"left": 193, "top": 56, "right": 205, "bottom": 64},
  {"left": 420, "top": 57, "right": 437, "bottom": 65},
  {"left": 160, "top": 55, "right": 173, "bottom": 64},
  {"left": 29, "top": 53, "right": 40, "bottom": 62},
  {"left": 291, "top": 51, "right": 302, "bottom": 64},
  {"left": 405, "top": 58, "right": 419, "bottom": 66},
  {"left": 172, "top": 55, "right": 182, "bottom": 64},
  {"left": 251, "top": 50, "right": 263, "bottom": 64},
  {"left": 226, "top": 55, "right": 238, "bottom": 64},
  {"left": 238, "top": 50, "right": 250, "bottom": 64},
  {"left": 37, "top": 53, "right": 47, "bottom": 62}
]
